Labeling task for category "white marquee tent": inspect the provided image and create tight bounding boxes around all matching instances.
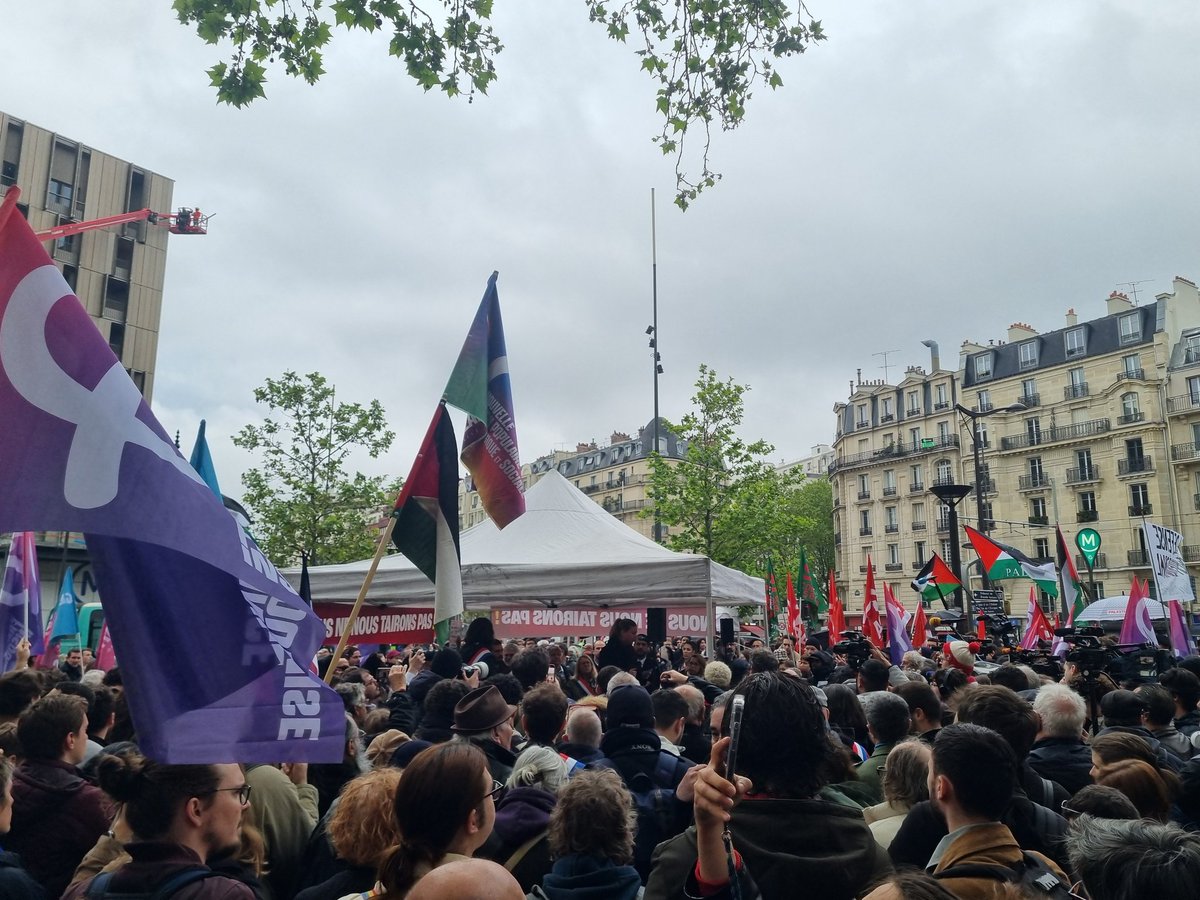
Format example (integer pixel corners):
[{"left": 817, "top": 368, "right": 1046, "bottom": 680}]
[{"left": 288, "top": 471, "right": 765, "bottom": 624}]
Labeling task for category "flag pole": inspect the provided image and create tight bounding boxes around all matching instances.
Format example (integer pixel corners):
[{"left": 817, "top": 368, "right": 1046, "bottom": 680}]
[{"left": 323, "top": 516, "right": 398, "bottom": 684}]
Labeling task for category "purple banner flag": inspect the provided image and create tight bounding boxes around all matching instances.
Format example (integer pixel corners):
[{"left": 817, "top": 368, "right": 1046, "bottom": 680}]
[
  {"left": 0, "top": 188, "right": 344, "bottom": 763},
  {"left": 0, "top": 531, "right": 44, "bottom": 670}
]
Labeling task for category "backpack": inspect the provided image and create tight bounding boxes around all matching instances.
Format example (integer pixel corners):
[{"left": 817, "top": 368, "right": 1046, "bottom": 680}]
[
  {"left": 624, "top": 753, "right": 686, "bottom": 874},
  {"left": 935, "top": 851, "right": 1074, "bottom": 897},
  {"left": 85, "top": 868, "right": 224, "bottom": 900}
]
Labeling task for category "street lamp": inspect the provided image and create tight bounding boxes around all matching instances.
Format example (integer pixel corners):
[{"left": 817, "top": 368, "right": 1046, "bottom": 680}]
[
  {"left": 648, "top": 190, "right": 664, "bottom": 544},
  {"left": 929, "top": 482, "right": 972, "bottom": 619},
  {"left": 954, "top": 401, "right": 1026, "bottom": 588}
]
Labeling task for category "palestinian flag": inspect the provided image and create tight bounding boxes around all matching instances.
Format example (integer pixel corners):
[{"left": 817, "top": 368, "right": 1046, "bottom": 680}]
[
  {"left": 765, "top": 558, "right": 781, "bottom": 643},
  {"left": 965, "top": 525, "right": 1058, "bottom": 598},
  {"left": 911, "top": 553, "right": 960, "bottom": 604},
  {"left": 827, "top": 568, "right": 846, "bottom": 638},
  {"left": 862, "top": 557, "right": 884, "bottom": 648},
  {"left": 798, "top": 548, "right": 821, "bottom": 622},
  {"left": 785, "top": 571, "right": 800, "bottom": 640},
  {"left": 1056, "top": 526, "right": 1087, "bottom": 619},
  {"left": 443, "top": 272, "right": 526, "bottom": 528},
  {"left": 392, "top": 403, "right": 463, "bottom": 641}
]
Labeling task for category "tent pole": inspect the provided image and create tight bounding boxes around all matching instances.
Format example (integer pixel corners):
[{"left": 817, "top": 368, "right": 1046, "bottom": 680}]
[
  {"left": 706, "top": 593, "right": 715, "bottom": 664},
  {"left": 324, "top": 517, "right": 397, "bottom": 684}
]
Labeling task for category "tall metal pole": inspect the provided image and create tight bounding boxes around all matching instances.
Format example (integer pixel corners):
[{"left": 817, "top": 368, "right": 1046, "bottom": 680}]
[
  {"left": 972, "top": 426, "right": 990, "bottom": 589},
  {"left": 651, "top": 188, "right": 662, "bottom": 544}
]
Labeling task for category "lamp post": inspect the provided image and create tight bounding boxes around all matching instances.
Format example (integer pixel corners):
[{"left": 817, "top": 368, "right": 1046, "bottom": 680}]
[
  {"left": 930, "top": 482, "right": 972, "bottom": 621},
  {"left": 954, "top": 401, "right": 1027, "bottom": 588},
  {"left": 648, "top": 189, "right": 664, "bottom": 544}
]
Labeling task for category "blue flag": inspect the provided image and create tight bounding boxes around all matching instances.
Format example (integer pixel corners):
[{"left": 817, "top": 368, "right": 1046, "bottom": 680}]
[
  {"left": 0, "top": 187, "right": 345, "bottom": 764},
  {"left": 188, "top": 419, "right": 222, "bottom": 500},
  {"left": 49, "top": 567, "right": 80, "bottom": 642},
  {"left": 0, "top": 532, "right": 44, "bottom": 669}
]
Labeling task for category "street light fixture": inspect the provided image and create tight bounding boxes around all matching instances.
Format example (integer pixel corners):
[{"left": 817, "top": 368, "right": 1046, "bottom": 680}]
[
  {"left": 954, "top": 401, "right": 1026, "bottom": 589},
  {"left": 929, "top": 482, "right": 972, "bottom": 618}
]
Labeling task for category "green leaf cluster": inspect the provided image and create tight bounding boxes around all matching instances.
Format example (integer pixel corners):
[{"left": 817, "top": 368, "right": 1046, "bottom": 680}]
[
  {"left": 175, "top": 0, "right": 823, "bottom": 208},
  {"left": 646, "top": 365, "right": 832, "bottom": 583},
  {"left": 232, "top": 371, "right": 400, "bottom": 567}
]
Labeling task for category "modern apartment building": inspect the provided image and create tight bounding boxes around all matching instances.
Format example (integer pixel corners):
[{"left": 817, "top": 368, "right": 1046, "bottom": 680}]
[
  {"left": 1, "top": 111, "right": 174, "bottom": 401},
  {"left": 831, "top": 278, "right": 1200, "bottom": 615},
  {"left": 458, "top": 418, "right": 685, "bottom": 540},
  {"left": 778, "top": 444, "right": 836, "bottom": 480}
]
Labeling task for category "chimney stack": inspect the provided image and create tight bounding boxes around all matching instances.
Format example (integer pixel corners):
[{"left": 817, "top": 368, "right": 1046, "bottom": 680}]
[
  {"left": 1106, "top": 291, "right": 1133, "bottom": 315},
  {"left": 1064, "top": 308, "right": 1077, "bottom": 327},
  {"left": 1007, "top": 322, "right": 1037, "bottom": 342},
  {"left": 921, "top": 339, "right": 940, "bottom": 372}
]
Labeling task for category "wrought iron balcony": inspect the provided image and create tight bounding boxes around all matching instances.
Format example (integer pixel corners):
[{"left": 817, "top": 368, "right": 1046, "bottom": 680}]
[
  {"left": 1065, "top": 466, "right": 1100, "bottom": 485},
  {"left": 1076, "top": 552, "right": 1106, "bottom": 569},
  {"left": 935, "top": 400, "right": 950, "bottom": 410},
  {"left": 1118, "top": 412, "right": 1146, "bottom": 425},
  {"left": 860, "top": 526, "right": 873, "bottom": 536},
  {"left": 1000, "top": 418, "right": 1110, "bottom": 451},
  {"left": 857, "top": 490, "right": 872, "bottom": 502},
  {"left": 1184, "top": 546, "right": 1200, "bottom": 563},
  {"left": 909, "top": 482, "right": 925, "bottom": 493},
  {"left": 1028, "top": 515, "right": 1049, "bottom": 525},
  {"left": 1168, "top": 394, "right": 1200, "bottom": 415},
  {"left": 1076, "top": 509, "right": 1099, "bottom": 523},
  {"left": 885, "top": 563, "right": 903, "bottom": 572},
  {"left": 1116, "top": 368, "right": 1144, "bottom": 382},
  {"left": 1020, "top": 393, "right": 1040, "bottom": 408},
  {"left": 1064, "top": 383, "right": 1090, "bottom": 400},
  {"left": 1118, "top": 457, "right": 1153, "bottom": 475},
  {"left": 1173, "top": 443, "right": 1200, "bottom": 462},
  {"left": 885, "top": 523, "right": 900, "bottom": 533},
  {"left": 1018, "top": 473, "right": 1050, "bottom": 491},
  {"left": 1129, "top": 504, "right": 1153, "bottom": 517},
  {"left": 828, "top": 435, "right": 961, "bottom": 474},
  {"left": 936, "top": 518, "right": 951, "bottom": 533},
  {"left": 911, "top": 521, "right": 927, "bottom": 531},
  {"left": 883, "top": 486, "right": 898, "bottom": 497},
  {"left": 1128, "top": 549, "right": 1150, "bottom": 566}
]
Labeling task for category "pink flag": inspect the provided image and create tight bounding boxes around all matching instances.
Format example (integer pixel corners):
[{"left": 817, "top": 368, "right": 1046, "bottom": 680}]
[
  {"left": 1020, "top": 586, "right": 1055, "bottom": 650},
  {"left": 1118, "top": 577, "right": 1158, "bottom": 647},
  {"left": 884, "top": 583, "right": 913, "bottom": 664},
  {"left": 1168, "top": 600, "right": 1194, "bottom": 659},
  {"left": 34, "top": 604, "right": 59, "bottom": 669},
  {"left": 96, "top": 620, "right": 116, "bottom": 670}
]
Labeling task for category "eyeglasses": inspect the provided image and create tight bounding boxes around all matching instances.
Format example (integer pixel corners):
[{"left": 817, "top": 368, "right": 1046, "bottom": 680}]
[
  {"left": 1060, "top": 799, "right": 1082, "bottom": 818},
  {"left": 486, "top": 779, "right": 504, "bottom": 799},
  {"left": 201, "top": 784, "right": 252, "bottom": 805}
]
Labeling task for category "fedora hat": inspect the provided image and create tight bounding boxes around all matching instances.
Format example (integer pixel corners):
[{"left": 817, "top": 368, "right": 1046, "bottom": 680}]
[{"left": 452, "top": 684, "right": 518, "bottom": 733}]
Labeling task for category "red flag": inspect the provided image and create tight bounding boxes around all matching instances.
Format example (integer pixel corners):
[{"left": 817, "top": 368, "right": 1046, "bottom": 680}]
[
  {"left": 96, "top": 621, "right": 116, "bottom": 670},
  {"left": 862, "top": 557, "right": 884, "bottom": 648},
  {"left": 1020, "top": 586, "right": 1055, "bottom": 649},
  {"left": 827, "top": 569, "right": 846, "bottom": 638},
  {"left": 977, "top": 617, "right": 987, "bottom": 640},
  {"left": 785, "top": 571, "right": 800, "bottom": 640},
  {"left": 911, "top": 602, "right": 929, "bottom": 645},
  {"left": 35, "top": 605, "right": 59, "bottom": 670}
]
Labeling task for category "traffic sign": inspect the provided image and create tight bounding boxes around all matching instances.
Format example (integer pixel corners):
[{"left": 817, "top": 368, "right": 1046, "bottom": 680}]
[
  {"left": 972, "top": 588, "right": 1007, "bottom": 617},
  {"left": 1076, "top": 528, "right": 1101, "bottom": 569}
]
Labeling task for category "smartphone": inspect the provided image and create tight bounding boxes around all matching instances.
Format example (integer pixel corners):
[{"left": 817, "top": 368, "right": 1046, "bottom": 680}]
[
  {"left": 724, "top": 695, "right": 746, "bottom": 782},
  {"left": 547, "top": 666, "right": 556, "bottom": 681}
]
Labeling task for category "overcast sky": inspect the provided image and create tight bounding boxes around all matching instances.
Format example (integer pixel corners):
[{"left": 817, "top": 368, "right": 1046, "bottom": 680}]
[{"left": 8, "top": 2, "right": 1200, "bottom": 500}]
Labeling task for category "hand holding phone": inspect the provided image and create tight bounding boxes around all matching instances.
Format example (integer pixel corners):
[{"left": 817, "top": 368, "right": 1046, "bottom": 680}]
[{"left": 724, "top": 695, "right": 745, "bottom": 783}]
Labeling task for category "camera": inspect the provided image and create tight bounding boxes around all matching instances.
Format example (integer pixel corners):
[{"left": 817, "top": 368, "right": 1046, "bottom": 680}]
[{"left": 830, "top": 631, "right": 873, "bottom": 670}]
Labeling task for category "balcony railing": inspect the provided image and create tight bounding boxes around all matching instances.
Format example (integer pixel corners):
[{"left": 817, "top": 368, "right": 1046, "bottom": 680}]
[
  {"left": 912, "top": 521, "right": 927, "bottom": 531},
  {"left": 1020, "top": 393, "right": 1040, "bottom": 408},
  {"left": 1185, "top": 546, "right": 1200, "bottom": 563},
  {"left": 1076, "top": 509, "right": 1099, "bottom": 523},
  {"left": 828, "top": 435, "right": 961, "bottom": 474},
  {"left": 932, "top": 475, "right": 957, "bottom": 487},
  {"left": 885, "top": 563, "right": 903, "bottom": 572},
  {"left": 1116, "top": 368, "right": 1145, "bottom": 382},
  {"left": 1018, "top": 473, "right": 1049, "bottom": 490},
  {"left": 1129, "top": 504, "right": 1153, "bottom": 517},
  {"left": 1118, "top": 457, "right": 1153, "bottom": 475},
  {"left": 907, "top": 407, "right": 922, "bottom": 417},
  {"left": 1077, "top": 552, "right": 1107, "bottom": 569},
  {"left": 881, "top": 413, "right": 895, "bottom": 423},
  {"left": 859, "top": 527, "right": 873, "bottom": 536},
  {"left": 936, "top": 518, "right": 951, "bottom": 533},
  {"left": 1118, "top": 412, "right": 1146, "bottom": 425},
  {"left": 857, "top": 490, "right": 872, "bottom": 502},
  {"left": 973, "top": 477, "right": 997, "bottom": 494},
  {"left": 973, "top": 402, "right": 994, "bottom": 413},
  {"left": 859, "top": 565, "right": 869, "bottom": 573},
  {"left": 1129, "top": 549, "right": 1149, "bottom": 566},
  {"left": 1168, "top": 393, "right": 1200, "bottom": 415},
  {"left": 909, "top": 482, "right": 925, "bottom": 493},
  {"left": 1000, "top": 418, "right": 1110, "bottom": 451},
  {"left": 1173, "top": 443, "right": 1200, "bottom": 462},
  {"left": 885, "top": 523, "right": 899, "bottom": 533},
  {"left": 883, "top": 486, "right": 897, "bottom": 497},
  {"left": 1064, "top": 383, "right": 1090, "bottom": 400},
  {"left": 935, "top": 400, "right": 950, "bottom": 410},
  {"left": 1187, "top": 347, "right": 1200, "bottom": 365},
  {"left": 1066, "top": 466, "right": 1100, "bottom": 484},
  {"left": 1028, "top": 515, "right": 1049, "bottom": 526},
  {"left": 912, "top": 561, "right": 924, "bottom": 570}
]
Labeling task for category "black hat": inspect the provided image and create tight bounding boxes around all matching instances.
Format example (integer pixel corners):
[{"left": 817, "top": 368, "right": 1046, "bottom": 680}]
[
  {"left": 1101, "top": 689, "right": 1149, "bottom": 725},
  {"left": 606, "top": 684, "right": 655, "bottom": 730},
  {"left": 430, "top": 648, "right": 464, "bottom": 680},
  {"left": 389, "top": 739, "right": 433, "bottom": 769}
]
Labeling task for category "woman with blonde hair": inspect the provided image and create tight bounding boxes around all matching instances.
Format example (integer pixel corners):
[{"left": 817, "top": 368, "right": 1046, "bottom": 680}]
[
  {"left": 478, "top": 746, "right": 567, "bottom": 892},
  {"left": 863, "top": 739, "right": 931, "bottom": 849},
  {"left": 567, "top": 654, "right": 600, "bottom": 701},
  {"left": 296, "top": 768, "right": 404, "bottom": 900}
]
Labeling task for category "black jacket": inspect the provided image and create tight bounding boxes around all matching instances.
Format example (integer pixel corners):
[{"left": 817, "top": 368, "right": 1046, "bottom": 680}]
[
  {"left": 1028, "top": 737, "right": 1093, "bottom": 797},
  {"left": 597, "top": 641, "right": 637, "bottom": 673},
  {"left": 0, "top": 850, "right": 43, "bottom": 900}
]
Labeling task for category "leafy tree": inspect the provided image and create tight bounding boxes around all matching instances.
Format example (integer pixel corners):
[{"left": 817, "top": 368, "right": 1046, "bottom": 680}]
[
  {"left": 234, "top": 371, "right": 399, "bottom": 567},
  {"left": 172, "top": 0, "right": 825, "bottom": 208}
]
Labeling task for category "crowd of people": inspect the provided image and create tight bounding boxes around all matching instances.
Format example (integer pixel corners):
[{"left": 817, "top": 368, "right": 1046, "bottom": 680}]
[{"left": 4, "top": 614, "right": 1200, "bottom": 898}]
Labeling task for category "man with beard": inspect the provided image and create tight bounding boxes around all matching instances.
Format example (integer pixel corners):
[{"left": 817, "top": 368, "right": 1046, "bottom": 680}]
[
  {"left": 634, "top": 634, "right": 666, "bottom": 689},
  {"left": 63, "top": 750, "right": 256, "bottom": 899},
  {"left": 307, "top": 714, "right": 369, "bottom": 817}
]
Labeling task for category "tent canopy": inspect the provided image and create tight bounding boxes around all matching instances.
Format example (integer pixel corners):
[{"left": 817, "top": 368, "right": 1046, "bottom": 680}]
[{"left": 288, "top": 470, "right": 764, "bottom": 609}]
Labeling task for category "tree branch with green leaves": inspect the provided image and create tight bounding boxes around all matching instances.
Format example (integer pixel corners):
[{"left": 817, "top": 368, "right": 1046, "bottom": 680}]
[
  {"left": 172, "top": 0, "right": 823, "bottom": 208},
  {"left": 233, "top": 370, "right": 400, "bottom": 567}
]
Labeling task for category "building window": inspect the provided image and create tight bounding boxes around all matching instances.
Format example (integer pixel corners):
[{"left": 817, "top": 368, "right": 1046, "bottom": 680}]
[
  {"left": 1121, "top": 392, "right": 1141, "bottom": 421},
  {"left": 889, "top": 544, "right": 901, "bottom": 565},
  {"left": 108, "top": 322, "right": 125, "bottom": 360},
  {"left": 1065, "top": 327, "right": 1087, "bottom": 358},
  {"left": 1119, "top": 312, "right": 1141, "bottom": 344},
  {"left": 1021, "top": 378, "right": 1037, "bottom": 404},
  {"left": 1031, "top": 497, "right": 1047, "bottom": 520},
  {"left": 940, "top": 538, "right": 952, "bottom": 560},
  {"left": 936, "top": 384, "right": 948, "bottom": 406},
  {"left": 974, "top": 353, "right": 992, "bottom": 379},
  {"left": 1123, "top": 354, "right": 1141, "bottom": 378},
  {"left": 1029, "top": 456, "right": 1044, "bottom": 483},
  {"left": 1019, "top": 340, "right": 1038, "bottom": 370},
  {"left": 1080, "top": 491, "right": 1097, "bottom": 513},
  {"left": 1026, "top": 418, "right": 1041, "bottom": 445},
  {"left": 975, "top": 420, "right": 988, "bottom": 448},
  {"left": 856, "top": 403, "right": 868, "bottom": 427},
  {"left": 1189, "top": 376, "right": 1200, "bottom": 405},
  {"left": 61, "top": 264, "right": 78, "bottom": 292},
  {"left": 1034, "top": 537, "right": 1050, "bottom": 559},
  {"left": 935, "top": 459, "right": 952, "bottom": 483},
  {"left": 1130, "top": 483, "right": 1150, "bottom": 514},
  {"left": 909, "top": 427, "right": 921, "bottom": 446},
  {"left": 911, "top": 464, "right": 923, "bottom": 486},
  {"left": 912, "top": 503, "right": 925, "bottom": 525},
  {"left": 858, "top": 474, "right": 869, "bottom": 496},
  {"left": 885, "top": 506, "right": 898, "bottom": 528},
  {"left": 907, "top": 391, "right": 920, "bottom": 414},
  {"left": 881, "top": 397, "right": 894, "bottom": 421},
  {"left": 883, "top": 470, "right": 896, "bottom": 492},
  {"left": 937, "top": 421, "right": 951, "bottom": 442},
  {"left": 860, "top": 510, "right": 871, "bottom": 532},
  {"left": 915, "top": 540, "right": 926, "bottom": 561},
  {"left": 1186, "top": 334, "right": 1200, "bottom": 365},
  {"left": 976, "top": 389, "right": 991, "bottom": 412}
]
